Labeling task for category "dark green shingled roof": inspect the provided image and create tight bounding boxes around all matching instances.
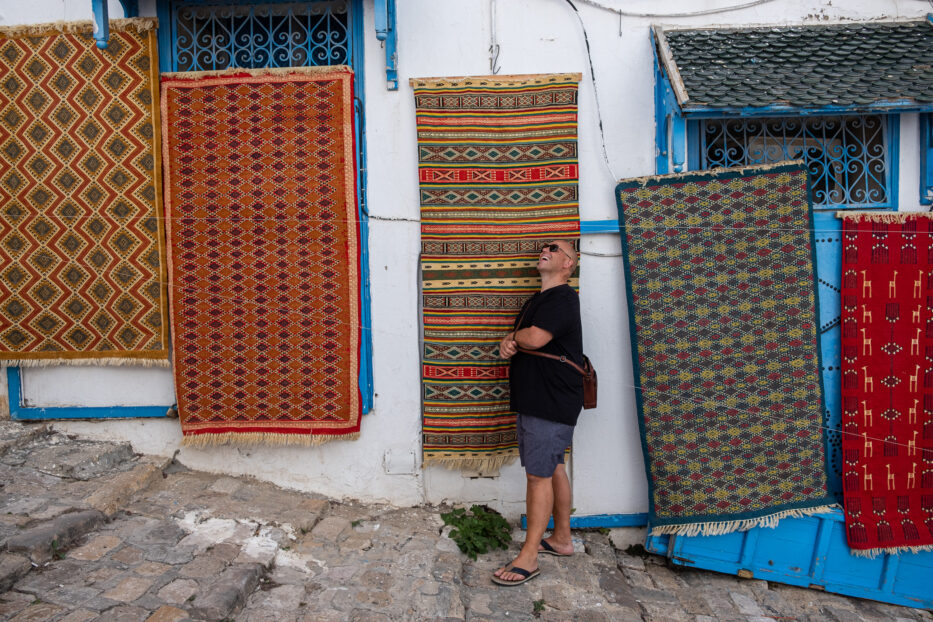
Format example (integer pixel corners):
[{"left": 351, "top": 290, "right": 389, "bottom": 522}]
[{"left": 655, "top": 18, "right": 933, "bottom": 112}]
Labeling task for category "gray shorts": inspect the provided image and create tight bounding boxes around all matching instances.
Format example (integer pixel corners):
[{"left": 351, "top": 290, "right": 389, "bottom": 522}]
[{"left": 516, "top": 413, "right": 575, "bottom": 478}]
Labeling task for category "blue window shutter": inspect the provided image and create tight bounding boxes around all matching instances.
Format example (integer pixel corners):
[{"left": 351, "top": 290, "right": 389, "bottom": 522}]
[{"left": 922, "top": 113, "right": 933, "bottom": 205}]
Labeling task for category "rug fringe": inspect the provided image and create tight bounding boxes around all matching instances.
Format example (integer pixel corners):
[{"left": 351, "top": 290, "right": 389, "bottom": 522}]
[
  {"left": 0, "top": 18, "right": 157, "bottom": 38},
  {"left": 410, "top": 73, "right": 582, "bottom": 89},
  {"left": 181, "top": 431, "right": 360, "bottom": 448},
  {"left": 0, "top": 357, "right": 170, "bottom": 368},
  {"left": 161, "top": 65, "right": 352, "bottom": 80},
  {"left": 850, "top": 544, "right": 933, "bottom": 558},
  {"left": 423, "top": 453, "right": 518, "bottom": 472},
  {"left": 649, "top": 504, "right": 839, "bottom": 537},
  {"left": 835, "top": 210, "right": 933, "bottom": 223},
  {"left": 620, "top": 160, "right": 806, "bottom": 187}
]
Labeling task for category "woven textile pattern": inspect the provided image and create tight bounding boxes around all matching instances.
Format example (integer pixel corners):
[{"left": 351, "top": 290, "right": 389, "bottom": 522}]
[
  {"left": 0, "top": 20, "right": 168, "bottom": 365},
  {"left": 617, "top": 163, "right": 835, "bottom": 536},
  {"left": 162, "top": 67, "right": 361, "bottom": 445},
  {"left": 839, "top": 212, "right": 933, "bottom": 556},
  {"left": 412, "top": 73, "right": 581, "bottom": 469}
]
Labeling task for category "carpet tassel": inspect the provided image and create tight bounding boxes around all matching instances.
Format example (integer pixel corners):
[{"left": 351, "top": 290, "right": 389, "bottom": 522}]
[
  {"left": 423, "top": 453, "right": 518, "bottom": 472},
  {"left": 0, "top": 18, "right": 158, "bottom": 38},
  {"left": 649, "top": 504, "right": 840, "bottom": 537},
  {"left": 1, "top": 357, "right": 170, "bottom": 368},
  {"left": 836, "top": 210, "right": 933, "bottom": 224},
  {"left": 181, "top": 432, "right": 360, "bottom": 448},
  {"left": 850, "top": 544, "right": 933, "bottom": 558}
]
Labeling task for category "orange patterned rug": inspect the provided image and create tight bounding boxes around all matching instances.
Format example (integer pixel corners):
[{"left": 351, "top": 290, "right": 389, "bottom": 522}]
[
  {"left": 161, "top": 67, "right": 361, "bottom": 445},
  {"left": 0, "top": 20, "right": 169, "bottom": 366}
]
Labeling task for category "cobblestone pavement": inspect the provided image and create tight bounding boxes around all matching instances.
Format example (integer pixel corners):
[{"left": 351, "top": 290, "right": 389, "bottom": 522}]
[{"left": 0, "top": 422, "right": 930, "bottom": 621}]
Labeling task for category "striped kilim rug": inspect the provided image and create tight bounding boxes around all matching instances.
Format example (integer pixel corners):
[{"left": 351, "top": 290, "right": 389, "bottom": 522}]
[
  {"left": 617, "top": 162, "right": 836, "bottom": 536},
  {"left": 0, "top": 20, "right": 169, "bottom": 366},
  {"left": 412, "top": 73, "right": 581, "bottom": 469},
  {"left": 839, "top": 211, "right": 933, "bottom": 556},
  {"left": 162, "top": 67, "right": 361, "bottom": 445}
]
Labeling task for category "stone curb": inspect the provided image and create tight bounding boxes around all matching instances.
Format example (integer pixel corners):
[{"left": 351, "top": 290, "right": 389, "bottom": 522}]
[
  {"left": 186, "top": 562, "right": 265, "bottom": 621},
  {"left": 0, "top": 553, "right": 31, "bottom": 592},
  {"left": 85, "top": 457, "right": 171, "bottom": 517},
  {"left": 5, "top": 509, "right": 107, "bottom": 563}
]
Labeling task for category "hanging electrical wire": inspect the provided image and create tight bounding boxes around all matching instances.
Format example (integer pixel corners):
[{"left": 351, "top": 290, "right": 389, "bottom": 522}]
[
  {"left": 489, "top": 0, "right": 501, "bottom": 74},
  {"left": 563, "top": 0, "right": 620, "bottom": 181},
  {"left": 571, "top": 0, "right": 779, "bottom": 18}
]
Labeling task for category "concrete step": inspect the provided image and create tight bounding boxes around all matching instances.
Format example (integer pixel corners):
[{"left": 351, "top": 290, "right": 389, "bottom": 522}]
[{"left": 5, "top": 509, "right": 107, "bottom": 563}]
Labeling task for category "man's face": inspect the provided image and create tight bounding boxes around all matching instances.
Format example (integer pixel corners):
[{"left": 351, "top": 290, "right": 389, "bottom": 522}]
[{"left": 537, "top": 240, "right": 575, "bottom": 275}]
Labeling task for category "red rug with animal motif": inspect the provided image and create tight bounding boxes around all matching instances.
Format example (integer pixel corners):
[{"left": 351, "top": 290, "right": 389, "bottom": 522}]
[{"left": 840, "top": 211, "right": 933, "bottom": 555}]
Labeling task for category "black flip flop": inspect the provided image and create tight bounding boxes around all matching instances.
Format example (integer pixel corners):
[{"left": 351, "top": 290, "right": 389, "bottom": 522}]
[
  {"left": 539, "top": 539, "right": 572, "bottom": 557},
  {"left": 491, "top": 565, "right": 540, "bottom": 586}
]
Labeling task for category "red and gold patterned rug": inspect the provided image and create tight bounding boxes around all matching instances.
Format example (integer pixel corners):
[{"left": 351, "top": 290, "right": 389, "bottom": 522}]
[
  {"left": 840, "top": 211, "right": 933, "bottom": 556},
  {"left": 0, "top": 20, "right": 169, "bottom": 365},
  {"left": 161, "top": 67, "right": 361, "bottom": 445}
]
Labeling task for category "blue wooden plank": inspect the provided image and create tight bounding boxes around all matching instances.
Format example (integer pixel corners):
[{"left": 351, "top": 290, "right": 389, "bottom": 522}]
[
  {"left": 118, "top": 0, "right": 139, "bottom": 17},
  {"left": 7, "top": 368, "right": 173, "bottom": 420},
  {"left": 373, "top": 0, "right": 398, "bottom": 90},
  {"left": 580, "top": 220, "right": 619, "bottom": 235},
  {"left": 809, "top": 514, "right": 834, "bottom": 581},
  {"left": 644, "top": 533, "right": 668, "bottom": 555},
  {"left": 349, "top": 0, "right": 373, "bottom": 413},
  {"left": 813, "top": 212, "right": 843, "bottom": 497},
  {"left": 520, "top": 513, "right": 648, "bottom": 530},
  {"left": 90, "top": 0, "right": 110, "bottom": 48},
  {"left": 921, "top": 113, "right": 933, "bottom": 205},
  {"left": 648, "top": 509, "right": 933, "bottom": 610}
]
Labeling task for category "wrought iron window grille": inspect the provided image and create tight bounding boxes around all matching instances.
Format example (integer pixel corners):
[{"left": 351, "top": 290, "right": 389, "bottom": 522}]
[
  {"left": 700, "top": 115, "right": 892, "bottom": 209},
  {"left": 171, "top": 0, "right": 350, "bottom": 72}
]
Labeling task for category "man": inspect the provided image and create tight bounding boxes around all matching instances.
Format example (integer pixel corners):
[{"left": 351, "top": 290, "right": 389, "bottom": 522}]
[{"left": 492, "top": 239, "right": 584, "bottom": 586}]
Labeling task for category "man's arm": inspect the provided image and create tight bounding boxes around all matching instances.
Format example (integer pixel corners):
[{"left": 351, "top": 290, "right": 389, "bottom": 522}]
[{"left": 513, "top": 326, "right": 553, "bottom": 350}]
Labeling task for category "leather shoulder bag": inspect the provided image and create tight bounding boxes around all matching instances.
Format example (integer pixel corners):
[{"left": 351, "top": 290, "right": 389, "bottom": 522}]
[
  {"left": 517, "top": 347, "right": 597, "bottom": 410},
  {"left": 512, "top": 302, "right": 597, "bottom": 410}
]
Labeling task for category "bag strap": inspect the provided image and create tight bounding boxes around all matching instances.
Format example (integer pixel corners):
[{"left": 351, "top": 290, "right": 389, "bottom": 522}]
[
  {"left": 516, "top": 347, "right": 589, "bottom": 377},
  {"left": 512, "top": 298, "right": 588, "bottom": 377}
]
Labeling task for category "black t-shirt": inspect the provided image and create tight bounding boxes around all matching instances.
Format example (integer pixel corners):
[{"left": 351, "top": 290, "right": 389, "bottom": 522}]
[{"left": 508, "top": 284, "right": 584, "bottom": 426}]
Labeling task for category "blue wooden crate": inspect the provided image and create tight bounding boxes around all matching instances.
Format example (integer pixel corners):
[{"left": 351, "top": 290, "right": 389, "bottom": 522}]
[{"left": 645, "top": 508, "right": 933, "bottom": 610}]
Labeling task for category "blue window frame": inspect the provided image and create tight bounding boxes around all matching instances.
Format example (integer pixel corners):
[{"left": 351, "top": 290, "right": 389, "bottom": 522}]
[
  {"left": 691, "top": 115, "right": 899, "bottom": 211},
  {"left": 165, "top": 0, "right": 353, "bottom": 71}
]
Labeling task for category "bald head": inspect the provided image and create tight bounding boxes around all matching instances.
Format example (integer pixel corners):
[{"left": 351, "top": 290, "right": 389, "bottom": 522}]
[{"left": 554, "top": 239, "right": 578, "bottom": 273}]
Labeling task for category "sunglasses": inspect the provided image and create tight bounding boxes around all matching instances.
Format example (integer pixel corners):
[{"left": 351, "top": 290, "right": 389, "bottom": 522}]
[{"left": 541, "top": 243, "right": 574, "bottom": 261}]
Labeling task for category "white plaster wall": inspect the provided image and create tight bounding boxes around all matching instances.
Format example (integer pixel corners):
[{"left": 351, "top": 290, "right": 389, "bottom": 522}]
[{"left": 2, "top": 0, "right": 931, "bottom": 517}]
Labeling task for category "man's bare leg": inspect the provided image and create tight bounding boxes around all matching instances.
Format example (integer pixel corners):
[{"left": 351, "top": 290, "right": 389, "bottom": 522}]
[
  {"left": 494, "top": 473, "right": 552, "bottom": 580},
  {"left": 540, "top": 462, "right": 574, "bottom": 555}
]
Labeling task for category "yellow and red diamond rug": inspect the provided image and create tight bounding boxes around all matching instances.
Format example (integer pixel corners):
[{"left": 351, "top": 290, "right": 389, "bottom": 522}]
[
  {"left": 839, "top": 211, "right": 933, "bottom": 556},
  {"left": 412, "top": 73, "right": 581, "bottom": 470},
  {"left": 616, "top": 162, "right": 836, "bottom": 536},
  {"left": 161, "top": 67, "right": 361, "bottom": 446},
  {"left": 0, "top": 20, "right": 169, "bottom": 366}
]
